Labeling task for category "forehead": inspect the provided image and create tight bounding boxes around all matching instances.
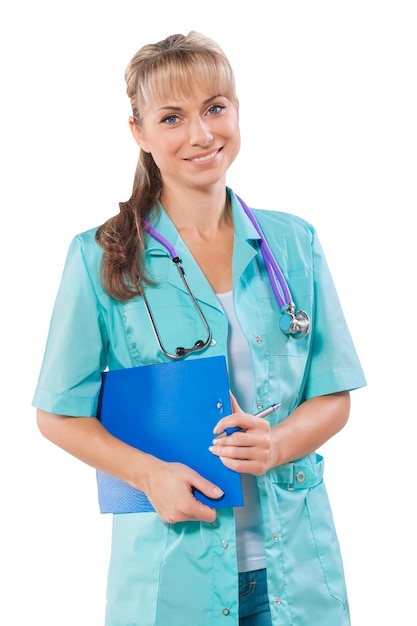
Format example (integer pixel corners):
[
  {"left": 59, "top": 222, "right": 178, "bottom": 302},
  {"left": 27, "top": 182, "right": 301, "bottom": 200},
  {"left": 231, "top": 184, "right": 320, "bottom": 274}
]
[{"left": 137, "top": 60, "right": 237, "bottom": 110}]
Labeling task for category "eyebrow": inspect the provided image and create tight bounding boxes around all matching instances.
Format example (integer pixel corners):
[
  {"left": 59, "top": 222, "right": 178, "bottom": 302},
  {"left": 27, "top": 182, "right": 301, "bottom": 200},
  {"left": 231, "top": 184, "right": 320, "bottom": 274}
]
[{"left": 155, "top": 95, "right": 224, "bottom": 113}]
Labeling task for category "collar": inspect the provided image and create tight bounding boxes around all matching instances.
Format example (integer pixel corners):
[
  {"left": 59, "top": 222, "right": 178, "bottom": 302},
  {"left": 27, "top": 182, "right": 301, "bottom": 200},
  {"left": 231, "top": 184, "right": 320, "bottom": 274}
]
[{"left": 143, "top": 188, "right": 261, "bottom": 306}]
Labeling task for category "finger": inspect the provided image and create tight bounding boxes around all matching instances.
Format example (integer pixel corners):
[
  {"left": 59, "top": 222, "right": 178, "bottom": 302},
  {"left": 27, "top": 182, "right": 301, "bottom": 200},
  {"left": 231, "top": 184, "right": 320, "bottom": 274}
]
[
  {"left": 190, "top": 473, "right": 224, "bottom": 502},
  {"left": 229, "top": 391, "right": 242, "bottom": 413},
  {"left": 219, "top": 456, "right": 259, "bottom": 474},
  {"left": 210, "top": 440, "right": 254, "bottom": 458},
  {"left": 213, "top": 393, "right": 247, "bottom": 436}
]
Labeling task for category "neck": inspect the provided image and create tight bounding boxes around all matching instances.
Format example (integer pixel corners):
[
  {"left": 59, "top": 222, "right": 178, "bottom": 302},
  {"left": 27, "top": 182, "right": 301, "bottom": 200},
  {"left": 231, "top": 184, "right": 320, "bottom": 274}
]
[{"left": 160, "top": 183, "right": 230, "bottom": 235}]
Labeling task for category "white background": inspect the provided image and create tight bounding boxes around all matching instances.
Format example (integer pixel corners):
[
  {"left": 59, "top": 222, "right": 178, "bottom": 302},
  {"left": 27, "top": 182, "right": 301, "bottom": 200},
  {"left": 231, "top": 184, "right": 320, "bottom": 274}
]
[{"left": 1, "top": 1, "right": 416, "bottom": 624}]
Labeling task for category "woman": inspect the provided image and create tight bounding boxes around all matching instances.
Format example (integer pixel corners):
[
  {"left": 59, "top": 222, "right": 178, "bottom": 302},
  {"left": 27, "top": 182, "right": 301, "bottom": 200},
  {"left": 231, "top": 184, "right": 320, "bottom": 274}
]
[{"left": 33, "top": 31, "right": 366, "bottom": 626}]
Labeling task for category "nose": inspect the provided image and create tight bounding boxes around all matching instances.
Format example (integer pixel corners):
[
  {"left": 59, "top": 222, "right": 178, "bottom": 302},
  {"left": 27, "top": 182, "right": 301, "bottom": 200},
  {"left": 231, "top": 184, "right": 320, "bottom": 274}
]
[{"left": 188, "top": 115, "right": 213, "bottom": 146}]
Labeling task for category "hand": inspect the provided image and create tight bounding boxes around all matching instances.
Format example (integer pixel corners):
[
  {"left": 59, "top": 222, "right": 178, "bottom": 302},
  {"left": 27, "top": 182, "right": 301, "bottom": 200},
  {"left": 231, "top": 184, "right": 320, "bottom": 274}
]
[
  {"left": 209, "top": 394, "right": 273, "bottom": 476},
  {"left": 138, "top": 457, "right": 224, "bottom": 524}
]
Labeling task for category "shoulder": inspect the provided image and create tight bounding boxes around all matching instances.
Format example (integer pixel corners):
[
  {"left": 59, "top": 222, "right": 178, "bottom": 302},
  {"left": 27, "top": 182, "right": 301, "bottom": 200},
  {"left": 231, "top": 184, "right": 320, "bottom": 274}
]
[
  {"left": 251, "top": 207, "right": 315, "bottom": 239},
  {"left": 71, "top": 225, "right": 101, "bottom": 247},
  {"left": 229, "top": 189, "right": 315, "bottom": 243},
  {"left": 66, "top": 226, "right": 103, "bottom": 264},
  {"left": 59, "top": 226, "right": 105, "bottom": 294},
  {"left": 249, "top": 208, "right": 318, "bottom": 266}
]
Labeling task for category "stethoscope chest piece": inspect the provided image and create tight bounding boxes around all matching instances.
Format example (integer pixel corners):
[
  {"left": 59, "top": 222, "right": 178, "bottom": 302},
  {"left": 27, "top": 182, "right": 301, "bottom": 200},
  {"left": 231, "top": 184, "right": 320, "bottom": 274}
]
[
  {"left": 279, "top": 305, "right": 310, "bottom": 338},
  {"left": 143, "top": 195, "right": 312, "bottom": 359}
]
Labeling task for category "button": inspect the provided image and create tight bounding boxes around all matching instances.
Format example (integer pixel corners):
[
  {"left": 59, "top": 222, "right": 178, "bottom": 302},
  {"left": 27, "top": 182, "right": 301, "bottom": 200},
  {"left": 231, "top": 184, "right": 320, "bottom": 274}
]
[
  {"left": 256, "top": 402, "right": 263, "bottom": 409},
  {"left": 275, "top": 597, "right": 281, "bottom": 605},
  {"left": 256, "top": 336, "right": 262, "bottom": 344},
  {"left": 210, "top": 338, "right": 217, "bottom": 346},
  {"left": 222, "top": 608, "right": 230, "bottom": 616},
  {"left": 295, "top": 471, "right": 306, "bottom": 483},
  {"left": 221, "top": 540, "right": 229, "bottom": 549},
  {"left": 273, "top": 532, "right": 279, "bottom": 541}
]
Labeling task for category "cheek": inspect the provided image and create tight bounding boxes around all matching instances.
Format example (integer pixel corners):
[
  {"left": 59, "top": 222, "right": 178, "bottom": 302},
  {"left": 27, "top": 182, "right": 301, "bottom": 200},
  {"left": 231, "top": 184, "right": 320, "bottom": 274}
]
[
  {"left": 147, "top": 144, "right": 173, "bottom": 171},
  {"left": 234, "top": 128, "right": 241, "bottom": 151},
  {"left": 147, "top": 131, "right": 181, "bottom": 161},
  {"left": 227, "top": 122, "right": 241, "bottom": 157},
  {"left": 225, "top": 116, "right": 240, "bottom": 143}
]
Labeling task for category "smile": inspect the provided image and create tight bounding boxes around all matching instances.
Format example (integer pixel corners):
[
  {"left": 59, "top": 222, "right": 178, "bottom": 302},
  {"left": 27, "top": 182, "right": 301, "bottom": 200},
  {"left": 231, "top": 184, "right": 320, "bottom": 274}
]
[{"left": 188, "top": 148, "right": 220, "bottom": 163}]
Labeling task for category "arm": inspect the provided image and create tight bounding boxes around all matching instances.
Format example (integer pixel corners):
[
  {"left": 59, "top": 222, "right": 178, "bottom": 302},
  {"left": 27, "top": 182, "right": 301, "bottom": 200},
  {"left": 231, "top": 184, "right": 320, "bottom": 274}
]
[
  {"left": 209, "top": 391, "right": 350, "bottom": 476},
  {"left": 34, "top": 236, "right": 223, "bottom": 523},
  {"left": 37, "top": 409, "right": 224, "bottom": 523}
]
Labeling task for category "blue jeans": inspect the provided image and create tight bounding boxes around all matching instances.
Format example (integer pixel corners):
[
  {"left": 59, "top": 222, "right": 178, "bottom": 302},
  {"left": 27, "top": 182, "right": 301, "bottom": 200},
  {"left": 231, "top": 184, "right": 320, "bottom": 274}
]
[{"left": 239, "top": 569, "right": 272, "bottom": 626}]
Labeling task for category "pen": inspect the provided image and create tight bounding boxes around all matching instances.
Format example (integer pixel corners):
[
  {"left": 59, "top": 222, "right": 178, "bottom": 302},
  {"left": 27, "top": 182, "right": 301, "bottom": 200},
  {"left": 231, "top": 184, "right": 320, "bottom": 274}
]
[
  {"left": 254, "top": 403, "right": 281, "bottom": 419},
  {"left": 214, "top": 403, "right": 281, "bottom": 439}
]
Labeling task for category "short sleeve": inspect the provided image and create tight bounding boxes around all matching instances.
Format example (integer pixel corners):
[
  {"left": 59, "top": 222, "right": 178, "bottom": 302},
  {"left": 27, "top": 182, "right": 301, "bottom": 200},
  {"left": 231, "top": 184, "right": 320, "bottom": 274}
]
[
  {"left": 303, "top": 227, "right": 366, "bottom": 398},
  {"left": 32, "top": 233, "right": 108, "bottom": 416}
]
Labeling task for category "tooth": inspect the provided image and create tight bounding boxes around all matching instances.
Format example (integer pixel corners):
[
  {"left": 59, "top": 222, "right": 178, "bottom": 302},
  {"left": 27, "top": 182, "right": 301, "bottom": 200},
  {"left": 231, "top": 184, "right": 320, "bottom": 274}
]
[{"left": 192, "top": 150, "right": 216, "bottom": 162}]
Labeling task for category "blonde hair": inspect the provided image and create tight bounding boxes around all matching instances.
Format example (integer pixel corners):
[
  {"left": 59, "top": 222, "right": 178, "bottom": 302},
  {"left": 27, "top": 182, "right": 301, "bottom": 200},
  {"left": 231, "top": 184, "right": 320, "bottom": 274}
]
[
  {"left": 127, "top": 31, "right": 238, "bottom": 121},
  {"left": 96, "top": 32, "right": 238, "bottom": 301}
]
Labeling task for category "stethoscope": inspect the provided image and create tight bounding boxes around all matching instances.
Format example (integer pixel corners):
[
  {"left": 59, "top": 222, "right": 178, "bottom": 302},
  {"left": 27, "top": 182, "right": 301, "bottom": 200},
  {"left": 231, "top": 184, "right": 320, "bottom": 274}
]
[{"left": 143, "top": 195, "right": 310, "bottom": 359}]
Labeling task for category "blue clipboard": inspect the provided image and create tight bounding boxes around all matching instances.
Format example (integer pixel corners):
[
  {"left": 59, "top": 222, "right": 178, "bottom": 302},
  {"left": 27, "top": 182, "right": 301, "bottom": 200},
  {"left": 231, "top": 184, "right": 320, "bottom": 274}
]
[{"left": 96, "top": 355, "right": 243, "bottom": 513}]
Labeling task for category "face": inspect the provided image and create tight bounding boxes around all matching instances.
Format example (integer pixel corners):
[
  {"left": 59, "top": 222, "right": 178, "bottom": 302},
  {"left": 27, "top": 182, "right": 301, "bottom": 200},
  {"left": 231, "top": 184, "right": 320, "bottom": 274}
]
[{"left": 130, "top": 85, "right": 240, "bottom": 193}]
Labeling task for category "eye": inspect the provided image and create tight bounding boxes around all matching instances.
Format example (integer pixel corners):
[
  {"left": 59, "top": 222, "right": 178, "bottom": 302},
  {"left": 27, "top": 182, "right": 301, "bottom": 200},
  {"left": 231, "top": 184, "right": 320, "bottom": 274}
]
[
  {"left": 207, "top": 104, "right": 226, "bottom": 115},
  {"left": 161, "top": 114, "right": 180, "bottom": 124}
]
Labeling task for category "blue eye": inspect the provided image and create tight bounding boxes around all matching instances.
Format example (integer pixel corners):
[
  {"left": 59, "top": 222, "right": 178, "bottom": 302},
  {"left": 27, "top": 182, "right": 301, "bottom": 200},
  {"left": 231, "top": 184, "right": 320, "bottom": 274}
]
[
  {"left": 162, "top": 114, "right": 179, "bottom": 124},
  {"left": 208, "top": 104, "right": 225, "bottom": 115}
]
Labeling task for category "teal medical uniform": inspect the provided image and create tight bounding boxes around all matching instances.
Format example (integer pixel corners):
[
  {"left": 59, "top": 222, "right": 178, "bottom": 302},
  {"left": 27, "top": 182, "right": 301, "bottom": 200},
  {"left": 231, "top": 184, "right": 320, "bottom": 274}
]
[{"left": 33, "top": 188, "right": 366, "bottom": 626}]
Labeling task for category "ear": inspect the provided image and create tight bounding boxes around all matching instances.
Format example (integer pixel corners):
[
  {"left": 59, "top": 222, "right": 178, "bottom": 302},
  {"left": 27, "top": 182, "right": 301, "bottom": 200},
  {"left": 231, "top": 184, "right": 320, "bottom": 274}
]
[{"left": 128, "top": 116, "right": 150, "bottom": 152}]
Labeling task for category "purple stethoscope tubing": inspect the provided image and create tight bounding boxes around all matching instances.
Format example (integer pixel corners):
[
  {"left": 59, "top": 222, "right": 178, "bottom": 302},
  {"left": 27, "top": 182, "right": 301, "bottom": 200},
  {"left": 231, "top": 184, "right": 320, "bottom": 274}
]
[
  {"left": 144, "top": 195, "right": 310, "bottom": 345},
  {"left": 145, "top": 196, "right": 293, "bottom": 310},
  {"left": 235, "top": 194, "right": 292, "bottom": 310},
  {"left": 145, "top": 221, "right": 178, "bottom": 260},
  {"left": 234, "top": 196, "right": 310, "bottom": 337}
]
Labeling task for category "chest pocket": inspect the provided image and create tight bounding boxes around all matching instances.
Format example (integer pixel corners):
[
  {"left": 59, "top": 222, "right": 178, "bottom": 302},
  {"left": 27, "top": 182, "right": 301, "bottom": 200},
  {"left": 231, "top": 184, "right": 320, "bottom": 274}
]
[
  {"left": 243, "top": 271, "right": 313, "bottom": 408},
  {"left": 121, "top": 285, "right": 209, "bottom": 365},
  {"left": 250, "top": 272, "right": 313, "bottom": 358}
]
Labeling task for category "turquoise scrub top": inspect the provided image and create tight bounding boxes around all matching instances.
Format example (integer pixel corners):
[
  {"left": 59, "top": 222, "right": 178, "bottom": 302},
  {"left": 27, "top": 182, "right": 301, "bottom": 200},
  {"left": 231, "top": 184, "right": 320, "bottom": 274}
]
[{"left": 33, "top": 188, "right": 366, "bottom": 626}]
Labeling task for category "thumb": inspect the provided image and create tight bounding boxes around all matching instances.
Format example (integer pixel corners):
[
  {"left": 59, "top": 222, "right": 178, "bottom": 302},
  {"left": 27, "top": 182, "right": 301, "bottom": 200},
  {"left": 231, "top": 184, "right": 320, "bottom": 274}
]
[
  {"left": 192, "top": 473, "right": 224, "bottom": 501},
  {"left": 229, "top": 391, "right": 242, "bottom": 414}
]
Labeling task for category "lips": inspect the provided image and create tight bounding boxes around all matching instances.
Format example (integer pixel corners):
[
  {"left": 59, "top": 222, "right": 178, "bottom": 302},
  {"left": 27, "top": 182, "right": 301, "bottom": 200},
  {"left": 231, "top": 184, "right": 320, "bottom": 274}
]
[{"left": 187, "top": 148, "right": 221, "bottom": 162}]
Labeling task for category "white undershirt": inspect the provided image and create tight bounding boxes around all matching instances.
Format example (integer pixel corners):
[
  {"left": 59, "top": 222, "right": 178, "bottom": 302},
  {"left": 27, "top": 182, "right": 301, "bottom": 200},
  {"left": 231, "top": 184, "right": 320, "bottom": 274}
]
[{"left": 216, "top": 291, "right": 266, "bottom": 573}]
